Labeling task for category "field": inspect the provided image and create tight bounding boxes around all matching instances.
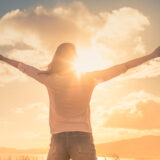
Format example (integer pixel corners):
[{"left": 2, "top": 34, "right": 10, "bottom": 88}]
[{"left": 0, "top": 154, "right": 135, "bottom": 160}]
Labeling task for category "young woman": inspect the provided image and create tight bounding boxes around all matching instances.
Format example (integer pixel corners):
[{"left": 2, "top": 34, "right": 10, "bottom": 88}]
[{"left": 0, "top": 43, "right": 160, "bottom": 160}]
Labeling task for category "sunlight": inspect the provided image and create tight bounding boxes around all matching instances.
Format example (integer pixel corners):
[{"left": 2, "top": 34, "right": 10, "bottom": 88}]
[
  {"left": 97, "top": 157, "right": 106, "bottom": 160},
  {"left": 72, "top": 48, "right": 107, "bottom": 77}
]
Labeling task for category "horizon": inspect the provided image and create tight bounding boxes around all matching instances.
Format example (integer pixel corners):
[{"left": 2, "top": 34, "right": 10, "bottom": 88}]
[
  {"left": 0, "top": 0, "right": 160, "bottom": 154},
  {"left": 0, "top": 135, "right": 160, "bottom": 159},
  {"left": 0, "top": 134, "right": 159, "bottom": 149}
]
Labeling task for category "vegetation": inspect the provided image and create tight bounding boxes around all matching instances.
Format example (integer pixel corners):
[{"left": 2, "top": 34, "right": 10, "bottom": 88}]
[{"left": 0, "top": 154, "right": 120, "bottom": 160}]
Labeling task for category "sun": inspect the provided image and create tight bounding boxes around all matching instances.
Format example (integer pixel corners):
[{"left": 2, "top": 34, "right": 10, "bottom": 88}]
[
  {"left": 73, "top": 55, "right": 89, "bottom": 73},
  {"left": 72, "top": 57, "right": 86, "bottom": 77},
  {"left": 72, "top": 48, "right": 106, "bottom": 77},
  {"left": 72, "top": 53, "right": 97, "bottom": 76}
]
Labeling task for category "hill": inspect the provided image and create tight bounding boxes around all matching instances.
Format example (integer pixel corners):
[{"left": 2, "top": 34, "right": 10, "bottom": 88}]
[
  {"left": 96, "top": 135, "right": 160, "bottom": 158},
  {"left": 1, "top": 135, "right": 160, "bottom": 158}
]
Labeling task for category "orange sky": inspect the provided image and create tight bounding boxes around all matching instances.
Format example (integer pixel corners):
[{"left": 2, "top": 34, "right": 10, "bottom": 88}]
[{"left": 0, "top": 1, "right": 160, "bottom": 149}]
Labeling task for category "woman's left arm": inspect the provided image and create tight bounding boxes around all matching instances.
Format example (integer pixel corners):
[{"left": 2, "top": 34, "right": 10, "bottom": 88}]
[
  {"left": 0, "top": 55, "right": 20, "bottom": 68},
  {"left": 0, "top": 55, "right": 47, "bottom": 85}
]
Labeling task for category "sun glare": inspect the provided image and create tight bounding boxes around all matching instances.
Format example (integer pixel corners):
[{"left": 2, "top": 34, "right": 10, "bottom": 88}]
[{"left": 72, "top": 48, "right": 107, "bottom": 77}]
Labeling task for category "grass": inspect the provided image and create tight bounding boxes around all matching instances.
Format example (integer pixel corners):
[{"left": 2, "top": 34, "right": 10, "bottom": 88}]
[{"left": 0, "top": 154, "right": 120, "bottom": 160}]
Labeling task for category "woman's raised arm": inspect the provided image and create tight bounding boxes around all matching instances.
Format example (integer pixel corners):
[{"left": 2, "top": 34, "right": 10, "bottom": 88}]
[
  {"left": 0, "top": 55, "right": 48, "bottom": 85},
  {"left": 125, "top": 46, "right": 160, "bottom": 70},
  {"left": 86, "top": 46, "right": 160, "bottom": 85},
  {"left": 0, "top": 55, "right": 20, "bottom": 68}
]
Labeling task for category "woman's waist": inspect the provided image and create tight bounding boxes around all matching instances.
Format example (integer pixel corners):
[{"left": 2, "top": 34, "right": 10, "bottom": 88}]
[{"left": 51, "top": 131, "right": 93, "bottom": 141}]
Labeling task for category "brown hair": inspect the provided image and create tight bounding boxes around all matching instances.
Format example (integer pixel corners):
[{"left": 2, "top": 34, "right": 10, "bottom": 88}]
[{"left": 38, "top": 43, "right": 77, "bottom": 75}]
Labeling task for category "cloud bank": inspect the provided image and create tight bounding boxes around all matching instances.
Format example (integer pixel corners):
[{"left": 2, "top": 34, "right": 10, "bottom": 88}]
[
  {"left": 90, "top": 90, "right": 160, "bottom": 143},
  {"left": 92, "top": 90, "right": 160, "bottom": 130},
  {"left": 0, "top": 1, "right": 152, "bottom": 86}
]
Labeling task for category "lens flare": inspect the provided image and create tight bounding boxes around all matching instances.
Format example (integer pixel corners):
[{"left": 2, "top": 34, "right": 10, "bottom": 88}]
[{"left": 72, "top": 48, "right": 107, "bottom": 77}]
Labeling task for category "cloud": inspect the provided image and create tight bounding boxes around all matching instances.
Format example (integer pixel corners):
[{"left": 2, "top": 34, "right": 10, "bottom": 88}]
[
  {"left": 0, "top": 1, "right": 151, "bottom": 86},
  {"left": 92, "top": 7, "right": 150, "bottom": 64},
  {"left": 94, "top": 7, "right": 149, "bottom": 41},
  {"left": 13, "top": 102, "right": 49, "bottom": 121},
  {"left": 0, "top": 102, "right": 50, "bottom": 148},
  {"left": 0, "top": 2, "right": 100, "bottom": 50},
  {"left": 0, "top": 62, "right": 28, "bottom": 87},
  {"left": 27, "top": 102, "right": 49, "bottom": 121},
  {"left": 90, "top": 90, "right": 160, "bottom": 143},
  {"left": 94, "top": 90, "right": 160, "bottom": 130},
  {"left": 0, "top": 42, "right": 33, "bottom": 54}
]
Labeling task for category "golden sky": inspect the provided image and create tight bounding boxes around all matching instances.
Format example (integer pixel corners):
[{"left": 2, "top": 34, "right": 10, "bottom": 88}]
[{"left": 0, "top": 1, "right": 160, "bottom": 149}]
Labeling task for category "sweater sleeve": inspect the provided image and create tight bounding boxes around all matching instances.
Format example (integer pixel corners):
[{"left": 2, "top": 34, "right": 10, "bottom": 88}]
[
  {"left": 18, "top": 62, "right": 48, "bottom": 85},
  {"left": 86, "top": 64, "right": 127, "bottom": 85}
]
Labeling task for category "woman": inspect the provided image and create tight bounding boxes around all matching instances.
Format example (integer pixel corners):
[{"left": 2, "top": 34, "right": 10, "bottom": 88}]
[{"left": 0, "top": 43, "right": 160, "bottom": 160}]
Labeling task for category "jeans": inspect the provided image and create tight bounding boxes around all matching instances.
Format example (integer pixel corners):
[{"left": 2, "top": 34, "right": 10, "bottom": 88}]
[{"left": 47, "top": 131, "right": 97, "bottom": 160}]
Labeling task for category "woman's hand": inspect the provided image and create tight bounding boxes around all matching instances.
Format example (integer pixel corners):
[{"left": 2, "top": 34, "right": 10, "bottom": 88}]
[
  {"left": 151, "top": 46, "right": 160, "bottom": 58},
  {"left": 0, "top": 54, "right": 4, "bottom": 61}
]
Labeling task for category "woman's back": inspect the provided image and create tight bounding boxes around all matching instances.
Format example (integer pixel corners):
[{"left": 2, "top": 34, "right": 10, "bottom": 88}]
[{"left": 46, "top": 72, "right": 95, "bottom": 134}]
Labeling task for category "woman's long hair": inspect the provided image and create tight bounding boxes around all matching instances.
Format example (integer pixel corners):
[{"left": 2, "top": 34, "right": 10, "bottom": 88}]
[{"left": 38, "top": 43, "right": 77, "bottom": 75}]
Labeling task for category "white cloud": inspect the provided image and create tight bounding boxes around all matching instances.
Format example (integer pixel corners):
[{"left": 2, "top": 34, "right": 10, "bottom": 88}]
[
  {"left": 27, "top": 102, "right": 49, "bottom": 121},
  {"left": 92, "top": 7, "right": 150, "bottom": 64},
  {"left": 94, "top": 7, "right": 150, "bottom": 41},
  {"left": 13, "top": 102, "right": 49, "bottom": 121},
  {"left": 91, "top": 90, "right": 160, "bottom": 130},
  {"left": 91, "top": 90, "right": 160, "bottom": 143}
]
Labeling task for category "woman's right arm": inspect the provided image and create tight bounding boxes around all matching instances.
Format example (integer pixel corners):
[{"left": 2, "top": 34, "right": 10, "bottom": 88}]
[{"left": 86, "top": 46, "right": 160, "bottom": 85}]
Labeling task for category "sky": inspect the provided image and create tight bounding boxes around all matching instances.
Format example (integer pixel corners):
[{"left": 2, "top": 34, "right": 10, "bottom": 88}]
[{"left": 0, "top": 0, "right": 160, "bottom": 149}]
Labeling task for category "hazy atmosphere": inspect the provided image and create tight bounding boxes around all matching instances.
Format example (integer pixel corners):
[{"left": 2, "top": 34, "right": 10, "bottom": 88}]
[{"left": 0, "top": 0, "right": 160, "bottom": 153}]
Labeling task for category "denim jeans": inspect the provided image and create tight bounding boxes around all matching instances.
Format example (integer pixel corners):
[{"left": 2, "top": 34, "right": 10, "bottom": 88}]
[{"left": 47, "top": 131, "right": 97, "bottom": 160}]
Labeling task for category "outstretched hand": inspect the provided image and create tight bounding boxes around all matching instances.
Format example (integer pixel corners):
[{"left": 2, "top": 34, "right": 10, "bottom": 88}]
[{"left": 151, "top": 46, "right": 160, "bottom": 58}]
